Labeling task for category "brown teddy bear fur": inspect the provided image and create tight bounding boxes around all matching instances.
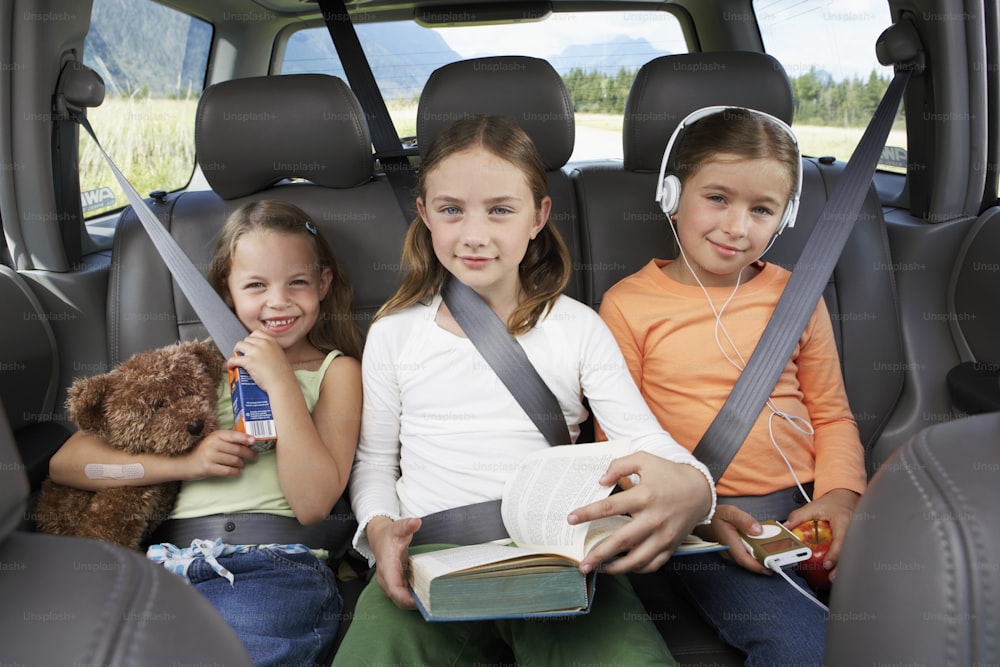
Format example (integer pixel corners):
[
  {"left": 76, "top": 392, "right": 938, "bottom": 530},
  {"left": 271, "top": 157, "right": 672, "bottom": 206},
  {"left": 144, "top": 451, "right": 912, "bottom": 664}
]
[{"left": 34, "top": 340, "right": 225, "bottom": 550}]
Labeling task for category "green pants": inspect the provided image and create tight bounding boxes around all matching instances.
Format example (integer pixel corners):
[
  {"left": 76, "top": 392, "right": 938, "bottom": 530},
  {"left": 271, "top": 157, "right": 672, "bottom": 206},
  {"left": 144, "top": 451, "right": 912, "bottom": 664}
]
[{"left": 332, "top": 553, "right": 676, "bottom": 667}]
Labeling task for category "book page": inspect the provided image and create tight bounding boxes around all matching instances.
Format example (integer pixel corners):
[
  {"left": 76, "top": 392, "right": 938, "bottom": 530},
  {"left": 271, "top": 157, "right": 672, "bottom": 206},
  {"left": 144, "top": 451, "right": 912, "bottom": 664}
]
[
  {"left": 675, "top": 533, "right": 727, "bottom": 554},
  {"left": 500, "top": 440, "right": 633, "bottom": 561},
  {"left": 410, "top": 542, "right": 565, "bottom": 581}
]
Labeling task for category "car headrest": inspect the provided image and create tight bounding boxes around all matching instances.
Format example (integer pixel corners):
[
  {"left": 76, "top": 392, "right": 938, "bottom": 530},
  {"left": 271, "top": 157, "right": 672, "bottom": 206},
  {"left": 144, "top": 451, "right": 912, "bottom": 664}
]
[
  {"left": 623, "top": 52, "right": 794, "bottom": 172},
  {"left": 195, "top": 74, "right": 374, "bottom": 200},
  {"left": 826, "top": 411, "right": 1000, "bottom": 665},
  {"left": 0, "top": 405, "right": 28, "bottom": 542},
  {"left": 417, "top": 56, "right": 575, "bottom": 170}
]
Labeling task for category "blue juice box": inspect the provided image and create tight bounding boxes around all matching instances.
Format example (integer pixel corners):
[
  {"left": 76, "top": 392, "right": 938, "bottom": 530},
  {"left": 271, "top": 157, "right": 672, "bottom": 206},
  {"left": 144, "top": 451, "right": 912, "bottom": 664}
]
[{"left": 229, "top": 365, "right": 277, "bottom": 452}]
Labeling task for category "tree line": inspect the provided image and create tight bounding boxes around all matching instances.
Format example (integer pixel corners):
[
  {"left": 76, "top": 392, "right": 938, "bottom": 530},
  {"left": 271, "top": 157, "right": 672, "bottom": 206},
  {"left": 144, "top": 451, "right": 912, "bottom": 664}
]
[{"left": 563, "top": 66, "right": 897, "bottom": 126}]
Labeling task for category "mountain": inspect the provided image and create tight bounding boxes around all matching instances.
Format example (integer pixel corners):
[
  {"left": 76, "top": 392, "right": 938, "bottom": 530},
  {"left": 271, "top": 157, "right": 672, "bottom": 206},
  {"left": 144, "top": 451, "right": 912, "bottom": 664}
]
[
  {"left": 283, "top": 22, "right": 462, "bottom": 100},
  {"left": 84, "top": 0, "right": 211, "bottom": 97},
  {"left": 83, "top": 3, "right": 665, "bottom": 102},
  {"left": 550, "top": 35, "right": 670, "bottom": 75},
  {"left": 284, "top": 27, "right": 672, "bottom": 100}
]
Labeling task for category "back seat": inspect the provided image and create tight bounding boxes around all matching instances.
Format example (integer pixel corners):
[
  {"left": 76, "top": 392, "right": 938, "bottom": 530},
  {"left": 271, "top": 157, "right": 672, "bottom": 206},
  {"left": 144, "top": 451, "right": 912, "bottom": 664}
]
[
  {"left": 109, "top": 73, "right": 408, "bottom": 365},
  {"left": 102, "top": 55, "right": 909, "bottom": 664},
  {"left": 416, "top": 55, "right": 585, "bottom": 301}
]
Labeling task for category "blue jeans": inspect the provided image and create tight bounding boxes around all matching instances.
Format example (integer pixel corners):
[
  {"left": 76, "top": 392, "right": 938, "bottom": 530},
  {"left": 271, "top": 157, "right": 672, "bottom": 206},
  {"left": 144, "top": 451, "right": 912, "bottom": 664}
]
[
  {"left": 664, "top": 553, "right": 827, "bottom": 667},
  {"left": 186, "top": 547, "right": 341, "bottom": 667}
]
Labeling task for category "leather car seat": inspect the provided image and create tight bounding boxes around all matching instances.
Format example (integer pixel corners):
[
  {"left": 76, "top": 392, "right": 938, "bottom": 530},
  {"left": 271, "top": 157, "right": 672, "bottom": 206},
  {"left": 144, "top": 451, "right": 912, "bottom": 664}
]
[
  {"left": 826, "top": 411, "right": 1000, "bottom": 666},
  {"left": 0, "top": 400, "right": 253, "bottom": 666}
]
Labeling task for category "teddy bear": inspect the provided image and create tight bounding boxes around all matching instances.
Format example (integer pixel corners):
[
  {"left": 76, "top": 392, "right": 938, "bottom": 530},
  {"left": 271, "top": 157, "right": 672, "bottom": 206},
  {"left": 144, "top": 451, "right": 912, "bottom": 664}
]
[{"left": 34, "top": 339, "right": 225, "bottom": 550}]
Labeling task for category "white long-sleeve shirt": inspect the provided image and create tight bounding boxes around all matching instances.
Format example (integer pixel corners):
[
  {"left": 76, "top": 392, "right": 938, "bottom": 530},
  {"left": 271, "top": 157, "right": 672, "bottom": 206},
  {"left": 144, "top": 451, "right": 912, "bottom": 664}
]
[{"left": 349, "top": 293, "right": 715, "bottom": 559}]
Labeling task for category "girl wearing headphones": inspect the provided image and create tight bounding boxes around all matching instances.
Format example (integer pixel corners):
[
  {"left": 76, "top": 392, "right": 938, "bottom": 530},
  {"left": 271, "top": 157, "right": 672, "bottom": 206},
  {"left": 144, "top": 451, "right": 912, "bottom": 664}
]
[{"left": 599, "top": 107, "right": 866, "bottom": 666}]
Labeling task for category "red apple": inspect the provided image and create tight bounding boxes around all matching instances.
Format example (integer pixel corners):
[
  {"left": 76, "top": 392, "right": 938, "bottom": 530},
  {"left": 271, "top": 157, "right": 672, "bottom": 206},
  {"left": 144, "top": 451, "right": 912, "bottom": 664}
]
[{"left": 790, "top": 519, "right": 833, "bottom": 591}]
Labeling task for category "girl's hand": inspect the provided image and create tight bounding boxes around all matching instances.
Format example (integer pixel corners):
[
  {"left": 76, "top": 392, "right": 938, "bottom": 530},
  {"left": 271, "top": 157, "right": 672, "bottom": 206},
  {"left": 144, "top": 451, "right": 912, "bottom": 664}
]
[
  {"left": 367, "top": 515, "right": 422, "bottom": 609},
  {"left": 568, "top": 452, "right": 713, "bottom": 575},
  {"left": 695, "top": 504, "right": 770, "bottom": 575},
  {"left": 228, "top": 330, "right": 294, "bottom": 395},
  {"left": 784, "top": 487, "right": 860, "bottom": 579},
  {"left": 180, "top": 429, "right": 258, "bottom": 480}
]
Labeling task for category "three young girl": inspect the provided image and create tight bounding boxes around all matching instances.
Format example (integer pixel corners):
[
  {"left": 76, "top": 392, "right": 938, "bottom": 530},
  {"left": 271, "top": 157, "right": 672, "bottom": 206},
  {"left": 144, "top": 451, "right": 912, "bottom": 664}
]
[
  {"left": 53, "top": 109, "right": 852, "bottom": 665},
  {"left": 50, "top": 200, "right": 362, "bottom": 667}
]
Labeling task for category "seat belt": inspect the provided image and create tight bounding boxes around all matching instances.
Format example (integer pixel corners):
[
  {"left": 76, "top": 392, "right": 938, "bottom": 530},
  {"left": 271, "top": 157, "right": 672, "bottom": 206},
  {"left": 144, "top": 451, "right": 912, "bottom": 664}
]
[
  {"left": 442, "top": 276, "right": 572, "bottom": 447},
  {"left": 70, "top": 108, "right": 248, "bottom": 357},
  {"left": 693, "top": 59, "right": 915, "bottom": 481},
  {"left": 315, "top": 0, "right": 418, "bottom": 223},
  {"left": 411, "top": 278, "right": 571, "bottom": 547}
]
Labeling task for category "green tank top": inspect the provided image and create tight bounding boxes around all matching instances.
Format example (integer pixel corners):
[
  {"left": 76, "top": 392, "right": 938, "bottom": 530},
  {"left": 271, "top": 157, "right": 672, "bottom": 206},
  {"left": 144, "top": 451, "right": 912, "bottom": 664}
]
[{"left": 170, "top": 350, "right": 343, "bottom": 519}]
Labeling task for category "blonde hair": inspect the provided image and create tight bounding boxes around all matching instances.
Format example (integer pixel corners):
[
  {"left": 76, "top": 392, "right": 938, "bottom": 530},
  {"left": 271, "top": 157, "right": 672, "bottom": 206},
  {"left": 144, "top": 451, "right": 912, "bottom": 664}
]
[
  {"left": 376, "top": 115, "right": 570, "bottom": 336},
  {"left": 208, "top": 199, "right": 363, "bottom": 359}
]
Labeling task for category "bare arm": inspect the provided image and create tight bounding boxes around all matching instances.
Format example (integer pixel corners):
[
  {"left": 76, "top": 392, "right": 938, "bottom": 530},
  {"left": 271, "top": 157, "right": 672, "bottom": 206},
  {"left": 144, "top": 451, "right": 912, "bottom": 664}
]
[
  {"left": 274, "top": 354, "right": 361, "bottom": 524},
  {"left": 232, "top": 331, "right": 361, "bottom": 525},
  {"left": 48, "top": 427, "right": 257, "bottom": 491}
]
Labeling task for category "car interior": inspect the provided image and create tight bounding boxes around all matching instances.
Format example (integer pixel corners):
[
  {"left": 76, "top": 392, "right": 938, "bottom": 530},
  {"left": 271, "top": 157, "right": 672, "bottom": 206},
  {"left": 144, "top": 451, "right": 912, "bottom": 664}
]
[{"left": 1, "top": 0, "right": 998, "bottom": 665}]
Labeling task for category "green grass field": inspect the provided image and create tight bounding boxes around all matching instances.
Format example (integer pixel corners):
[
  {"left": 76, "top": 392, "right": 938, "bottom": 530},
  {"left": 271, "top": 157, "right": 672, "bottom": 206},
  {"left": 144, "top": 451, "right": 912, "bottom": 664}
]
[
  {"left": 79, "top": 98, "right": 906, "bottom": 218},
  {"left": 573, "top": 113, "right": 907, "bottom": 164},
  {"left": 80, "top": 97, "right": 199, "bottom": 209}
]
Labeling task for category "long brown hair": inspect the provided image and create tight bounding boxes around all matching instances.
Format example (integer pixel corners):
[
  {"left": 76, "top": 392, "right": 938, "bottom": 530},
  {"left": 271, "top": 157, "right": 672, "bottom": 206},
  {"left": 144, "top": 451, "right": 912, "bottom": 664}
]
[
  {"left": 376, "top": 115, "right": 570, "bottom": 336},
  {"left": 208, "top": 199, "right": 363, "bottom": 359}
]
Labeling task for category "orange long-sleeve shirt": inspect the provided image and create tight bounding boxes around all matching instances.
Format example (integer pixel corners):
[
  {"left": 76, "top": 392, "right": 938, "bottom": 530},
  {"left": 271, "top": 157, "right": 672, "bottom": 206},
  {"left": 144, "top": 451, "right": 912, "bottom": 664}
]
[{"left": 598, "top": 259, "right": 865, "bottom": 500}]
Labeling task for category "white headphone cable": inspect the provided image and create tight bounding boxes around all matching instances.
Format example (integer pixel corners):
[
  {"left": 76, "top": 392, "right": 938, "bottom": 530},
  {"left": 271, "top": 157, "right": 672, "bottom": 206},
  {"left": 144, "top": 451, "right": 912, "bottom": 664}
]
[
  {"left": 667, "top": 218, "right": 814, "bottom": 504},
  {"left": 769, "top": 561, "right": 830, "bottom": 612}
]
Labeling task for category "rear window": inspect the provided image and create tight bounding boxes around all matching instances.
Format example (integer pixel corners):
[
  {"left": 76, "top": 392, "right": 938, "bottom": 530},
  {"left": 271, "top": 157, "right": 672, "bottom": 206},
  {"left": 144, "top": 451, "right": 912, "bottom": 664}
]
[
  {"left": 279, "top": 9, "right": 688, "bottom": 162},
  {"left": 755, "top": 1, "right": 906, "bottom": 172}
]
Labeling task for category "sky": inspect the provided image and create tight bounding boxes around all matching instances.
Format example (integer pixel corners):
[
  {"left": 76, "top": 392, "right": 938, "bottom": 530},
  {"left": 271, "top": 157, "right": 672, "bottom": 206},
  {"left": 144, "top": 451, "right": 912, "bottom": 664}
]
[{"left": 437, "top": 0, "right": 892, "bottom": 82}]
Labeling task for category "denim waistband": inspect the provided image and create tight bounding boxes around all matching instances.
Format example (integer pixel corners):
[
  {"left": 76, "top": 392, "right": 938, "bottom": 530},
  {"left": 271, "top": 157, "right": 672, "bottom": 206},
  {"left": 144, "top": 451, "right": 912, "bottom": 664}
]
[{"left": 150, "top": 504, "right": 356, "bottom": 557}]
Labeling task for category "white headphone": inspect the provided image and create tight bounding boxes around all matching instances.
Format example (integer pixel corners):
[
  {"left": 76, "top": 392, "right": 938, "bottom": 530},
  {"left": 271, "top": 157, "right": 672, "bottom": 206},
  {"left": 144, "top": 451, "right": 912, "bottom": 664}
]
[{"left": 654, "top": 105, "right": 803, "bottom": 235}]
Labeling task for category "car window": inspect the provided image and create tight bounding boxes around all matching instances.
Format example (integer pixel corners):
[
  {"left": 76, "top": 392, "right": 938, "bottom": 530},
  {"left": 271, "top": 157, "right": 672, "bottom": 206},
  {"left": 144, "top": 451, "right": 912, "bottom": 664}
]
[
  {"left": 755, "top": 1, "right": 906, "bottom": 173},
  {"left": 279, "top": 9, "right": 688, "bottom": 162},
  {"left": 79, "top": 0, "right": 211, "bottom": 221}
]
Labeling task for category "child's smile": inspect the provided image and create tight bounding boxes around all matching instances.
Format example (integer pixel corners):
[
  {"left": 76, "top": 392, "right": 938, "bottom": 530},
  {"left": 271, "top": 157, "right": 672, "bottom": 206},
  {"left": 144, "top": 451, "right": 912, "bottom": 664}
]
[
  {"left": 225, "top": 230, "right": 332, "bottom": 360},
  {"left": 667, "top": 154, "right": 792, "bottom": 287}
]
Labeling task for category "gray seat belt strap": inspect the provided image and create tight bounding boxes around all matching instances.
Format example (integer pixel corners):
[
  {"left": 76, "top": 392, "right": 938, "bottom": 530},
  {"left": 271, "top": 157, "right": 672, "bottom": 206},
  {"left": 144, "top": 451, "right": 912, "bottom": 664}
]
[
  {"left": 693, "top": 68, "right": 912, "bottom": 480},
  {"left": 410, "top": 279, "right": 571, "bottom": 546},
  {"left": 71, "top": 109, "right": 248, "bottom": 356},
  {"left": 409, "top": 499, "right": 508, "bottom": 547},
  {"left": 442, "top": 277, "right": 572, "bottom": 447}
]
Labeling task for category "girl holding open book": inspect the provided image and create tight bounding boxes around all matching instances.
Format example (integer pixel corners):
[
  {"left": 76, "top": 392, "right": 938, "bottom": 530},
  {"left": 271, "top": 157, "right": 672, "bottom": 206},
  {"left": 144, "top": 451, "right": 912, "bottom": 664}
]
[{"left": 334, "top": 115, "right": 715, "bottom": 666}]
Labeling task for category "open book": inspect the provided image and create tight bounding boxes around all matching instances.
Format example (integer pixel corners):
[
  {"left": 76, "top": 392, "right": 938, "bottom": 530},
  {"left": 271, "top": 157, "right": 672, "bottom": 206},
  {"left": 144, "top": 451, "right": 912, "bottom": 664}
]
[{"left": 408, "top": 440, "right": 725, "bottom": 621}]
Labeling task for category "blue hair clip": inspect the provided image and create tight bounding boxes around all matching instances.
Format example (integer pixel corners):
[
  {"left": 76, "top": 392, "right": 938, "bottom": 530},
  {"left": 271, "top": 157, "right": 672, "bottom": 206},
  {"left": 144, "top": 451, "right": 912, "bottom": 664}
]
[{"left": 305, "top": 221, "right": 318, "bottom": 236}]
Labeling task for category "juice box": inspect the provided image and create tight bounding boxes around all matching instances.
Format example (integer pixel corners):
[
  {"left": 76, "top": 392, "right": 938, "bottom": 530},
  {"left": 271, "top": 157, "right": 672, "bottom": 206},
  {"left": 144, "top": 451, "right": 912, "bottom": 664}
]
[{"left": 228, "top": 365, "right": 277, "bottom": 452}]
